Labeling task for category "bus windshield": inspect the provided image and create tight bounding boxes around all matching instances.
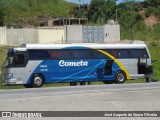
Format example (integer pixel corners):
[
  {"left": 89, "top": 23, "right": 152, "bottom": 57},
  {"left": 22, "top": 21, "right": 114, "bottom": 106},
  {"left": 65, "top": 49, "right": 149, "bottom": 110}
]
[
  {"left": 4, "top": 54, "right": 14, "bottom": 67},
  {"left": 3, "top": 49, "right": 15, "bottom": 67}
]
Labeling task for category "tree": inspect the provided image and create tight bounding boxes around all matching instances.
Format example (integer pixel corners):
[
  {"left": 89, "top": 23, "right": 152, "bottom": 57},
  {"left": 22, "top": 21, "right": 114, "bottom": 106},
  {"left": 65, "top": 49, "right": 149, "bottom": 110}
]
[
  {"left": 88, "top": 0, "right": 117, "bottom": 24},
  {"left": 0, "top": 0, "right": 6, "bottom": 26},
  {"left": 117, "top": 1, "right": 143, "bottom": 39},
  {"left": 146, "top": 0, "right": 160, "bottom": 7}
]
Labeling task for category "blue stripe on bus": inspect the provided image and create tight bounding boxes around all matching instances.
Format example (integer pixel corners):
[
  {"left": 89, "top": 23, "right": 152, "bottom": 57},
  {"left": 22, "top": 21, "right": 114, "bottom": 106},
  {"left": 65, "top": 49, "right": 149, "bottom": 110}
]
[
  {"left": 26, "top": 46, "right": 123, "bottom": 84},
  {"left": 26, "top": 59, "right": 121, "bottom": 84}
]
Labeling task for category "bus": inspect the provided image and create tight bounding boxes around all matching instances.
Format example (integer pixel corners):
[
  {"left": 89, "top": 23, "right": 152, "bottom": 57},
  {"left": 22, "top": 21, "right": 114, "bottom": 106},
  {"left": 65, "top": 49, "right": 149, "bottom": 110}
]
[{"left": 2, "top": 41, "right": 153, "bottom": 87}]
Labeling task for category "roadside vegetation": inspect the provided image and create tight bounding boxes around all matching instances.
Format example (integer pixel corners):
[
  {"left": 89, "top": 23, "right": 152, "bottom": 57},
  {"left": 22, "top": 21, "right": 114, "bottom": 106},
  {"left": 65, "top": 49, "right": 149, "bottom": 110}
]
[
  {"left": 0, "top": 0, "right": 74, "bottom": 26},
  {"left": 0, "top": 46, "right": 9, "bottom": 70},
  {"left": 1, "top": 0, "right": 160, "bottom": 41}
]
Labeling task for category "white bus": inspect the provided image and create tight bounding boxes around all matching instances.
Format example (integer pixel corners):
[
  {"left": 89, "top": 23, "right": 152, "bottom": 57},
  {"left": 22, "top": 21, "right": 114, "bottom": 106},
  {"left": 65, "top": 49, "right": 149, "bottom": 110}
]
[{"left": 2, "top": 41, "right": 153, "bottom": 87}]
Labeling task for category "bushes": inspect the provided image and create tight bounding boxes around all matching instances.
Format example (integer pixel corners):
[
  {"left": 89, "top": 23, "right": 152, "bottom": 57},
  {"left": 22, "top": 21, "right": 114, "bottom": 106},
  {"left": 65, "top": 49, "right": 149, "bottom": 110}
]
[
  {"left": 145, "top": 6, "right": 160, "bottom": 17},
  {"left": 121, "top": 20, "right": 160, "bottom": 41}
]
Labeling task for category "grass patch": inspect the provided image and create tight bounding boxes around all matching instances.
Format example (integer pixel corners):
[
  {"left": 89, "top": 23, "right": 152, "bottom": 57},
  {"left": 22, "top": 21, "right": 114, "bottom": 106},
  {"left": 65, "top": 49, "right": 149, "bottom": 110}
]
[
  {"left": 0, "top": 46, "right": 10, "bottom": 73},
  {"left": 125, "top": 79, "right": 146, "bottom": 83},
  {"left": 148, "top": 45, "right": 160, "bottom": 81},
  {"left": 0, "top": 78, "right": 151, "bottom": 89},
  {"left": 1, "top": 0, "right": 75, "bottom": 26}
]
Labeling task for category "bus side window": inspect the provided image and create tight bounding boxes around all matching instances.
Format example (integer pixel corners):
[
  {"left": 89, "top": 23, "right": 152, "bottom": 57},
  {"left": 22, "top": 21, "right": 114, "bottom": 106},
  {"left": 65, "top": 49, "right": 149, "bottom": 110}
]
[
  {"left": 50, "top": 50, "right": 60, "bottom": 59},
  {"left": 50, "top": 50, "right": 72, "bottom": 59},
  {"left": 107, "top": 50, "right": 119, "bottom": 58},
  {"left": 130, "top": 49, "right": 149, "bottom": 58},
  {"left": 118, "top": 50, "right": 129, "bottom": 58},
  {"left": 104, "top": 49, "right": 130, "bottom": 59},
  {"left": 29, "top": 50, "right": 49, "bottom": 59},
  {"left": 72, "top": 50, "right": 91, "bottom": 59},
  {"left": 14, "top": 54, "right": 24, "bottom": 65},
  {"left": 94, "top": 50, "right": 109, "bottom": 59},
  {"left": 60, "top": 50, "right": 71, "bottom": 59}
]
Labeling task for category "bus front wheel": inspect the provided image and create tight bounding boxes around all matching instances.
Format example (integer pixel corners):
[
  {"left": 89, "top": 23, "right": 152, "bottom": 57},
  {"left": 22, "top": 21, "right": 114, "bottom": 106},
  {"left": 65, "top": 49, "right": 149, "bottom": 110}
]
[
  {"left": 115, "top": 71, "right": 126, "bottom": 84},
  {"left": 31, "top": 74, "right": 44, "bottom": 88}
]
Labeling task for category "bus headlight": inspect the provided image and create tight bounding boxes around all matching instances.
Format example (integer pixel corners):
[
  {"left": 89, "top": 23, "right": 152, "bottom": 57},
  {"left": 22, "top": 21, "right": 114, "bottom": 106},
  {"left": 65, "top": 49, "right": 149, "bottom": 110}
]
[{"left": 6, "top": 73, "right": 13, "bottom": 79}]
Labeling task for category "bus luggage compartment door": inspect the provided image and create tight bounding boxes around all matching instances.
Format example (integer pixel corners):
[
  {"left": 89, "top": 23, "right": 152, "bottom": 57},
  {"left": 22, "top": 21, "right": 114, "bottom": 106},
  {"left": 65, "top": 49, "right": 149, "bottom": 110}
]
[
  {"left": 97, "top": 68, "right": 104, "bottom": 79},
  {"left": 104, "top": 60, "right": 114, "bottom": 75},
  {"left": 96, "top": 60, "right": 114, "bottom": 79}
]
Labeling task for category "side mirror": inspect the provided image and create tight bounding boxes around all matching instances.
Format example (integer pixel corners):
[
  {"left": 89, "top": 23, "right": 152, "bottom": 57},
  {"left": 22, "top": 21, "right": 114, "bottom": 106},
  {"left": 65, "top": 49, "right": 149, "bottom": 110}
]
[{"left": 138, "top": 58, "right": 147, "bottom": 67}]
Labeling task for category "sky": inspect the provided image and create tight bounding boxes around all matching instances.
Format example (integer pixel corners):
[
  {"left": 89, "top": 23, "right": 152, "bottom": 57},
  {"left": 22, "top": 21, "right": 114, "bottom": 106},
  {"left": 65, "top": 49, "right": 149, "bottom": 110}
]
[{"left": 65, "top": 0, "right": 144, "bottom": 4}]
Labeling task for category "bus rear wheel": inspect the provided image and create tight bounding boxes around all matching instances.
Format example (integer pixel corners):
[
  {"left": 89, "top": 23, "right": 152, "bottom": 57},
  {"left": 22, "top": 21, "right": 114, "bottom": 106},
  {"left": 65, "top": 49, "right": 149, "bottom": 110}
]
[
  {"left": 32, "top": 74, "right": 44, "bottom": 88},
  {"left": 115, "top": 71, "right": 126, "bottom": 84}
]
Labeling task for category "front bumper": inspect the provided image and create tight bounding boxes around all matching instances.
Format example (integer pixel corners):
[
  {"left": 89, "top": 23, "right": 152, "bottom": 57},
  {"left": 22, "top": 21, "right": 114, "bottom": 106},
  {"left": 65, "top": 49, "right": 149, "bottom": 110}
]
[{"left": 2, "top": 79, "right": 23, "bottom": 85}]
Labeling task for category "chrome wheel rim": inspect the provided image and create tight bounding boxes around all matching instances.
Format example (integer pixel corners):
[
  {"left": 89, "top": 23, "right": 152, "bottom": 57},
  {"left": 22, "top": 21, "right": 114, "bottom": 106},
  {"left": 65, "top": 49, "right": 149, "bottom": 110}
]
[
  {"left": 117, "top": 73, "right": 124, "bottom": 82},
  {"left": 34, "top": 76, "right": 42, "bottom": 86}
]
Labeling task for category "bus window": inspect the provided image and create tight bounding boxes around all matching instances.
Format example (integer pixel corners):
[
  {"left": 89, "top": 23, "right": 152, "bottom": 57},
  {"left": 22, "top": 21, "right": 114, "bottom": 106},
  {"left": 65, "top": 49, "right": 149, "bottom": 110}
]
[
  {"left": 72, "top": 50, "right": 90, "bottom": 59},
  {"left": 50, "top": 50, "right": 60, "bottom": 59},
  {"left": 14, "top": 54, "right": 25, "bottom": 65},
  {"left": 94, "top": 50, "right": 109, "bottom": 59},
  {"left": 130, "top": 49, "right": 149, "bottom": 58},
  {"left": 118, "top": 50, "right": 129, "bottom": 58},
  {"left": 50, "top": 50, "right": 71, "bottom": 59},
  {"left": 60, "top": 50, "right": 71, "bottom": 59},
  {"left": 28, "top": 50, "right": 49, "bottom": 59},
  {"left": 107, "top": 50, "right": 119, "bottom": 58}
]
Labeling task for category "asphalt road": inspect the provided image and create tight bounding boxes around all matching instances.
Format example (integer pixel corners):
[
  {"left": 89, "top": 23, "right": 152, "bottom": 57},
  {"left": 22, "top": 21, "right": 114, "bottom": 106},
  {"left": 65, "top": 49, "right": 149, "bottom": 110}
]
[
  {"left": 0, "top": 82, "right": 160, "bottom": 99},
  {"left": 0, "top": 82, "right": 160, "bottom": 120}
]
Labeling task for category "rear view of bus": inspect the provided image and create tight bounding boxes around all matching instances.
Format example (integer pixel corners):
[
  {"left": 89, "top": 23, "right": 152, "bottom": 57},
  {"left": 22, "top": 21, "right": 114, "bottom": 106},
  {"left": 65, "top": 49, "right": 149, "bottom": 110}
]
[{"left": 2, "top": 41, "right": 154, "bottom": 88}]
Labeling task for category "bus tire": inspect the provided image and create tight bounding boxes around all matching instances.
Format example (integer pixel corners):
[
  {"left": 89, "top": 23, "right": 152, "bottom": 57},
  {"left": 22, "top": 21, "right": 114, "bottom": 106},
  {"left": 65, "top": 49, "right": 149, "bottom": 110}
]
[
  {"left": 115, "top": 71, "right": 126, "bottom": 84},
  {"left": 103, "top": 80, "right": 114, "bottom": 84},
  {"left": 31, "top": 74, "right": 44, "bottom": 88},
  {"left": 24, "top": 84, "right": 32, "bottom": 88}
]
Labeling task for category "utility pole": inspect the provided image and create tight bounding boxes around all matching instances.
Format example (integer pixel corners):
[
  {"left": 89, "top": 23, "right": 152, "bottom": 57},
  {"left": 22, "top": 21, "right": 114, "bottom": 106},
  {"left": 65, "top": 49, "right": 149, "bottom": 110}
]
[
  {"left": 102, "top": 12, "right": 104, "bottom": 25},
  {"left": 79, "top": 0, "right": 81, "bottom": 12},
  {"left": 130, "top": 1, "right": 134, "bottom": 40},
  {"left": 124, "top": 0, "right": 135, "bottom": 40},
  {"left": 65, "top": 18, "right": 68, "bottom": 43},
  {"left": 116, "top": 9, "right": 118, "bottom": 22}
]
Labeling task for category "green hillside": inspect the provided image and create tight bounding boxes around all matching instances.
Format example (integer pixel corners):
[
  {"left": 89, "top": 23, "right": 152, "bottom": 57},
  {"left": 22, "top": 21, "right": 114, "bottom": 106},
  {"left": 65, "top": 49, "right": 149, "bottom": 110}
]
[{"left": 0, "top": 0, "right": 75, "bottom": 26}]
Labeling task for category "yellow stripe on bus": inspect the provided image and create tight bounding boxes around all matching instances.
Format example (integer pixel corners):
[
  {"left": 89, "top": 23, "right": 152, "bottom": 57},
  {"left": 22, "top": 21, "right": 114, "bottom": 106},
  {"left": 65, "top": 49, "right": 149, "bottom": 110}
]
[{"left": 98, "top": 50, "right": 130, "bottom": 80}]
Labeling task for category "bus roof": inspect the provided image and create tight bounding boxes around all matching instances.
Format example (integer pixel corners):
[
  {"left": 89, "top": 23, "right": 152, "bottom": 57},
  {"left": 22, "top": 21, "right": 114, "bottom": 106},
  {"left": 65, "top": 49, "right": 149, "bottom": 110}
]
[{"left": 19, "top": 42, "right": 147, "bottom": 50}]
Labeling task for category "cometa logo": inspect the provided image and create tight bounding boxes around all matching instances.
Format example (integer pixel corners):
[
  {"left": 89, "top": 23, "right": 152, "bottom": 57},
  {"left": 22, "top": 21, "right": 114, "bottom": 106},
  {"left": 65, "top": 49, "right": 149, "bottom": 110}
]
[{"left": 59, "top": 60, "right": 88, "bottom": 67}]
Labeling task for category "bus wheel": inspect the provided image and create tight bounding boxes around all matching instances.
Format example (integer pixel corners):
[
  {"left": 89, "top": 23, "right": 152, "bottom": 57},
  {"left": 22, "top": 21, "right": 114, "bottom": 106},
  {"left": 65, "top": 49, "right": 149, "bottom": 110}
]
[
  {"left": 32, "top": 74, "right": 44, "bottom": 88},
  {"left": 115, "top": 71, "right": 126, "bottom": 84},
  {"left": 103, "top": 80, "right": 114, "bottom": 84},
  {"left": 24, "top": 84, "right": 32, "bottom": 88}
]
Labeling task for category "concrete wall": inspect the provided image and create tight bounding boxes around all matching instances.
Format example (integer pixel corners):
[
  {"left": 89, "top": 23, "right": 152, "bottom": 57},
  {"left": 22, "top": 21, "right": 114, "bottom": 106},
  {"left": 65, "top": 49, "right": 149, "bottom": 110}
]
[
  {"left": 65, "top": 24, "right": 120, "bottom": 43},
  {"left": 0, "top": 27, "right": 64, "bottom": 46},
  {"left": 38, "top": 27, "right": 64, "bottom": 44},
  {"left": 0, "top": 24, "right": 120, "bottom": 46},
  {"left": 6, "top": 28, "right": 38, "bottom": 46},
  {"left": 0, "top": 27, "right": 6, "bottom": 45},
  {"left": 104, "top": 24, "right": 120, "bottom": 42},
  {"left": 64, "top": 25, "right": 83, "bottom": 43}
]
